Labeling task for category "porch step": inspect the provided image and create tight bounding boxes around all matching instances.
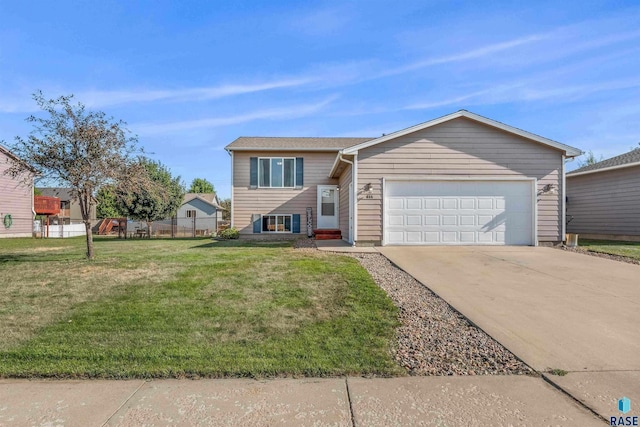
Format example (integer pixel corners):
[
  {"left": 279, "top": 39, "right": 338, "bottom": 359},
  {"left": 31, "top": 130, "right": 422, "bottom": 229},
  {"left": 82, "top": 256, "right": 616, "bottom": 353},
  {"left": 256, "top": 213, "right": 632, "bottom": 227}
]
[
  {"left": 313, "top": 229, "right": 341, "bottom": 235},
  {"left": 315, "top": 234, "right": 343, "bottom": 240},
  {"left": 314, "top": 229, "right": 342, "bottom": 240}
]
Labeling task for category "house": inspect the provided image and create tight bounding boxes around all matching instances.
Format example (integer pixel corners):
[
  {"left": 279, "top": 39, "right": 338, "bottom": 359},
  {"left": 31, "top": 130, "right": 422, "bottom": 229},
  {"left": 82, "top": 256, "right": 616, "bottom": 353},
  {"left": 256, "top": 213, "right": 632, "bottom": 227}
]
[
  {"left": 37, "top": 187, "right": 97, "bottom": 225},
  {"left": 566, "top": 148, "right": 640, "bottom": 241},
  {"left": 225, "top": 110, "right": 582, "bottom": 246},
  {"left": 176, "top": 193, "right": 223, "bottom": 236},
  {"left": 0, "top": 145, "right": 35, "bottom": 238}
]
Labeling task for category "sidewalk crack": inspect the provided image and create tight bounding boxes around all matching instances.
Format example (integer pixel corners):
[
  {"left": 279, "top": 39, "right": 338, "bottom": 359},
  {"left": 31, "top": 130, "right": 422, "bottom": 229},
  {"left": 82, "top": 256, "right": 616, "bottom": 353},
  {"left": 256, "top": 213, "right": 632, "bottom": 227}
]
[
  {"left": 345, "top": 376, "right": 356, "bottom": 427},
  {"left": 101, "top": 380, "right": 148, "bottom": 427}
]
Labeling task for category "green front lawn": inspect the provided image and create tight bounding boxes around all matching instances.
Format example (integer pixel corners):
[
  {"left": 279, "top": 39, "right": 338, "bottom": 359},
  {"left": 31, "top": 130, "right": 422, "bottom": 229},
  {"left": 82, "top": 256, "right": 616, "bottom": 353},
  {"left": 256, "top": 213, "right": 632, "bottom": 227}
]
[
  {"left": 578, "top": 239, "right": 640, "bottom": 261},
  {"left": 0, "top": 237, "right": 402, "bottom": 378}
]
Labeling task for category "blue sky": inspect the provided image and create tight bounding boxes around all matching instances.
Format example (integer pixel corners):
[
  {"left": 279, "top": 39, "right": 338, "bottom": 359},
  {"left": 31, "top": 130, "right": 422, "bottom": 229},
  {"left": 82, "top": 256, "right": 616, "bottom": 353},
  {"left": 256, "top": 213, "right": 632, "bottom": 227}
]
[{"left": 1, "top": 1, "right": 639, "bottom": 198}]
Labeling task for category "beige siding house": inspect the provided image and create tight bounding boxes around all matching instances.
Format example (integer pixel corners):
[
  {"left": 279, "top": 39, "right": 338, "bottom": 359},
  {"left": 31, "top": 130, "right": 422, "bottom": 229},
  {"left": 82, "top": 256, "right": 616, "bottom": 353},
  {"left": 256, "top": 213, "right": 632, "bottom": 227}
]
[
  {"left": 567, "top": 148, "right": 640, "bottom": 241},
  {"left": 226, "top": 111, "right": 582, "bottom": 246},
  {"left": 0, "top": 145, "right": 34, "bottom": 238}
]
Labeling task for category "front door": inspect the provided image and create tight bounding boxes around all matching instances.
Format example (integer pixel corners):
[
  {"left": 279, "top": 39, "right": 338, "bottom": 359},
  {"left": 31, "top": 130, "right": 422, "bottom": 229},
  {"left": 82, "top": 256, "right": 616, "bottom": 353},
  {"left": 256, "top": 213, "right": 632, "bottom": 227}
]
[{"left": 317, "top": 185, "right": 339, "bottom": 229}]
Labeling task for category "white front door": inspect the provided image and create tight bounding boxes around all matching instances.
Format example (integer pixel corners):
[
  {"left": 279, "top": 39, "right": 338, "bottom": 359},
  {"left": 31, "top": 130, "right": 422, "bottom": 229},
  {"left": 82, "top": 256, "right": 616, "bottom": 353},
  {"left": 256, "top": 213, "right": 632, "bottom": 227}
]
[{"left": 317, "top": 185, "right": 339, "bottom": 229}]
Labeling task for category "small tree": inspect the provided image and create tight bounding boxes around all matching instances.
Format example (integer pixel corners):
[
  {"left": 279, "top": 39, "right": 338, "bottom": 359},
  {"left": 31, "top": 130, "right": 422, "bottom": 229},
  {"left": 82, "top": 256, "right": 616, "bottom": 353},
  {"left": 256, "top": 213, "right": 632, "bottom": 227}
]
[
  {"left": 117, "top": 158, "right": 184, "bottom": 236},
  {"left": 96, "top": 185, "right": 124, "bottom": 218},
  {"left": 4, "top": 92, "right": 140, "bottom": 259},
  {"left": 188, "top": 177, "right": 215, "bottom": 193},
  {"left": 578, "top": 150, "right": 602, "bottom": 168},
  {"left": 220, "top": 198, "right": 231, "bottom": 221}
]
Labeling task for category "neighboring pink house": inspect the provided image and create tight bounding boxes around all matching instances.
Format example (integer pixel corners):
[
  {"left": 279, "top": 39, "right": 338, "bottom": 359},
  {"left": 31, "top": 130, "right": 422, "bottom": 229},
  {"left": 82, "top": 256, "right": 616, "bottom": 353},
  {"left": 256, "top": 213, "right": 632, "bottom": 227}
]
[{"left": 0, "top": 145, "right": 34, "bottom": 238}]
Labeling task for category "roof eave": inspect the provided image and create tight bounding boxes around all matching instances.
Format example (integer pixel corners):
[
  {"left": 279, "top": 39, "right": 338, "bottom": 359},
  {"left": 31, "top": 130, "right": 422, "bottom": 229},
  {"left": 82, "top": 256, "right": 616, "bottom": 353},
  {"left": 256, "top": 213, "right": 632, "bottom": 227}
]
[
  {"left": 342, "top": 110, "right": 583, "bottom": 157},
  {"left": 225, "top": 147, "right": 343, "bottom": 152},
  {"left": 567, "top": 161, "right": 640, "bottom": 177}
]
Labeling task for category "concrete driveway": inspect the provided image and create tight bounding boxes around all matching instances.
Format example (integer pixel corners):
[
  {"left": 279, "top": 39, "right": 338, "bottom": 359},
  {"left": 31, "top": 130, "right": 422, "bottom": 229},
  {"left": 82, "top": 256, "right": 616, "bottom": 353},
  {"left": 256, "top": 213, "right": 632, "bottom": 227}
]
[{"left": 378, "top": 246, "right": 640, "bottom": 419}]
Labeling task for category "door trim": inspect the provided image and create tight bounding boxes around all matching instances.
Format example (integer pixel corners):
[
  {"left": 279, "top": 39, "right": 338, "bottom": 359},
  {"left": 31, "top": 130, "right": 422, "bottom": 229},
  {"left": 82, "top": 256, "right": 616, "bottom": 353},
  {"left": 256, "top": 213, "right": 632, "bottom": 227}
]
[{"left": 317, "top": 185, "right": 339, "bottom": 229}]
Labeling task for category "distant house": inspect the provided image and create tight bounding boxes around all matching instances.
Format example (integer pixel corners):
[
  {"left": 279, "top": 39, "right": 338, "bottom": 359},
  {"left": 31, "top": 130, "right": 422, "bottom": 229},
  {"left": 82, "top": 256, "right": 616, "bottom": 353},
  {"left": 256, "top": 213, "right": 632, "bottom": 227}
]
[
  {"left": 0, "top": 145, "right": 34, "bottom": 238},
  {"left": 37, "top": 187, "right": 97, "bottom": 225},
  {"left": 567, "top": 148, "right": 640, "bottom": 241},
  {"left": 177, "top": 193, "right": 223, "bottom": 236}
]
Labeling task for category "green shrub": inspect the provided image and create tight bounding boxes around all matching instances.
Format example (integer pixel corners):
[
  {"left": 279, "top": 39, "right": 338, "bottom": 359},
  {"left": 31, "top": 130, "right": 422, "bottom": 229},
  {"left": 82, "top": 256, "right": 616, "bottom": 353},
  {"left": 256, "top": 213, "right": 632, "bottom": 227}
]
[{"left": 218, "top": 227, "right": 239, "bottom": 240}]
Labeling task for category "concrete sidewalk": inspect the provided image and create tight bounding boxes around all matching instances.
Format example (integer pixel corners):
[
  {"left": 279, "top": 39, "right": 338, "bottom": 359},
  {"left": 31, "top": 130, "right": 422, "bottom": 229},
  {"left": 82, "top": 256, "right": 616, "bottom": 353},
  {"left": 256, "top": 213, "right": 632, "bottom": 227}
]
[{"left": 0, "top": 376, "right": 602, "bottom": 426}]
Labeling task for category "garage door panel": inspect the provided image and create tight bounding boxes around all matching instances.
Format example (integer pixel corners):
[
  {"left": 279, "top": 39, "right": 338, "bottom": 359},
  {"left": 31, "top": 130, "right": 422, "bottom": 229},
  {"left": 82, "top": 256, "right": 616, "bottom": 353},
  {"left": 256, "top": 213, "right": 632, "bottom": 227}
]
[
  {"left": 385, "top": 180, "right": 533, "bottom": 246},
  {"left": 406, "top": 215, "right": 421, "bottom": 225},
  {"left": 424, "top": 199, "right": 440, "bottom": 209},
  {"left": 424, "top": 215, "right": 439, "bottom": 225},
  {"left": 460, "top": 215, "right": 475, "bottom": 226},
  {"left": 406, "top": 198, "right": 421, "bottom": 210},
  {"left": 388, "top": 198, "right": 404, "bottom": 210}
]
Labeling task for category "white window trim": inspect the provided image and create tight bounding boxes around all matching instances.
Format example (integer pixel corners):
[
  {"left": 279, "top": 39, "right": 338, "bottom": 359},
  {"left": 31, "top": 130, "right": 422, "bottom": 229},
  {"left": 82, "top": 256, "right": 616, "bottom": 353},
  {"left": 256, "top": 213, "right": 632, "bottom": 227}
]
[
  {"left": 261, "top": 214, "right": 293, "bottom": 233},
  {"left": 258, "top": 157, "right": 296, "bottom": 188}
]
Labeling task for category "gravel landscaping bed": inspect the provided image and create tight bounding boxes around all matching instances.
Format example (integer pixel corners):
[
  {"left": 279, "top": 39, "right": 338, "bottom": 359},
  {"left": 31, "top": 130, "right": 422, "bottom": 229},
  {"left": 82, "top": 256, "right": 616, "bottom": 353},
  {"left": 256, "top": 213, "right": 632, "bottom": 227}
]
[
  {"left": 559, "top": 246, "right": 640, "bottom": 265},
  {"left": 294, "top": 242, "right": 533, "bottom": 375},
  {"left": 345, "top": 253, "right": 533, "bottom": 376}
]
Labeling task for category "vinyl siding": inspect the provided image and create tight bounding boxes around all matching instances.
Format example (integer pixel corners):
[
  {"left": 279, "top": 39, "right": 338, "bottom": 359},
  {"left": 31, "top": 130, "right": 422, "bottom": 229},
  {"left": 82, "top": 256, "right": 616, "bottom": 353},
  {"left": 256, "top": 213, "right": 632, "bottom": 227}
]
[
  {"left": 0, "top": 151, "right": 33, "bottom": 238},
  {"left": 356, "top": 117, "right": 563, "bottom": 244},
  {"left": 338, "top": 164, "right": 352, "bottom": 241},
  {"left": 177, "top": 198, "right": 218, "bottom": 232},
  {"left": 567, "top": 165, "right": 640, "bottom": 236},
  {"left": 232, "top": 151, "right": 338, "bottom": 234}
]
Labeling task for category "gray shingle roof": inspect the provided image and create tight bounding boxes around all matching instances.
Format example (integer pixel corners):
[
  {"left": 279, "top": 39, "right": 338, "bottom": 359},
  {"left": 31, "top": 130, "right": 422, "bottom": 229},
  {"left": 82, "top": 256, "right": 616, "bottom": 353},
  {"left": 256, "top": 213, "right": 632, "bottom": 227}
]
[
  {"left": 38, "top": 187, "right": 73, "bottom": 201},
  {"left": 183, "top": 193, "right": 222, "bottom": 209},
  {"left": 568, "top": 148, "right": 640, "bottom": 175},
  {"left": 225, "top": 137, "right": 373, "bottom": 151}
]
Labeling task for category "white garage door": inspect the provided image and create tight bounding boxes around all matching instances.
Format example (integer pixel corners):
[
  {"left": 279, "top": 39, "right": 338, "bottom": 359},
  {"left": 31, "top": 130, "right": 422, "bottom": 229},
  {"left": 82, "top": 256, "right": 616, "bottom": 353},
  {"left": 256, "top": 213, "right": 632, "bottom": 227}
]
[{"left": 385, "top": 180, "right": 534, "bottom": 245}]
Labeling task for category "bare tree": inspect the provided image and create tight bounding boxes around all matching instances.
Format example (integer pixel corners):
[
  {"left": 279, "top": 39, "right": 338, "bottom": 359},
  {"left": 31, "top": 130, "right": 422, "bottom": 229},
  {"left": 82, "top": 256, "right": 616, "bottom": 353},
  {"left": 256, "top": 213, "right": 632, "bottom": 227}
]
[{"left": 4, "top": 92, "right": 141, "bottom": 259}]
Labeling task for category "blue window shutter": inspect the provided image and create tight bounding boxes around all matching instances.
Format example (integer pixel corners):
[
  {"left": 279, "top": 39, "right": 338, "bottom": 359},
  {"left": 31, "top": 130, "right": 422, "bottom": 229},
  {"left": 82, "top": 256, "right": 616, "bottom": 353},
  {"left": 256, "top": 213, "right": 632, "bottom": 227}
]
[
  {"left": 250, "top": 157, "right": 258, "bottom": 187},
  {"left": 292, "top": 214, "right": 301, "bottom": 233},
  {"left": 296, "top": 157, "right": 303, "bottom": 187},
  {"left": 252, "top": 214, "right": 261, "bottom": 233}
]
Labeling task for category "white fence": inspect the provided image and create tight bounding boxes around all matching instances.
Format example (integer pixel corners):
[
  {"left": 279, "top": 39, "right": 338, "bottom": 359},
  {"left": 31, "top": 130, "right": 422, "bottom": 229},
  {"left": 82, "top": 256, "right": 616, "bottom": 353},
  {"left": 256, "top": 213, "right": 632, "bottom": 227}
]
[{"left": 44, "top": 223, "right": 86, "bottom": 238}]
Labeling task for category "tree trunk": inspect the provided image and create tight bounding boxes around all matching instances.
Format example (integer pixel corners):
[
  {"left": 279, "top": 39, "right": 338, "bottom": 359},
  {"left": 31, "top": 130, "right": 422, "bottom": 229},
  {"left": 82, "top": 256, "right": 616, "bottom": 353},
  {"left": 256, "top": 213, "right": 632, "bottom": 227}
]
[
  {"left": 146, "top": 220, "right": 152, "bottom": 239},
  {"left": 85, "top": 221, "right": 94, "bottom": 259}
]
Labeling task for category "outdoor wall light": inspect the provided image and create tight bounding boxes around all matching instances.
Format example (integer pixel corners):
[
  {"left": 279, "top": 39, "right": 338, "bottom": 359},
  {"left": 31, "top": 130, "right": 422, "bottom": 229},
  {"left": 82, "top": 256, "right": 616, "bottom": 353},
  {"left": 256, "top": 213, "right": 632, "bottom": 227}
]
[
  {"left": 364, "top": 183, "right": 373, "bottom": 193},
  {"left": 537, "top": 183, "right": 558, "bottom": 196}
]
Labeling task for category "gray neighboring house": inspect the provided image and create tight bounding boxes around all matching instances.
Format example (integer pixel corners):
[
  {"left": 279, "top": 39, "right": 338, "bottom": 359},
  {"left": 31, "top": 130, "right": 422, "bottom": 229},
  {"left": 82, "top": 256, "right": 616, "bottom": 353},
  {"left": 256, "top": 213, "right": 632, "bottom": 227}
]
[
  {"left": 226, "top": 110, "right": 583, "bottom": 246},
  {"left": 567, "top": 148, "right": 640, "bottom": 241},
  {"left": 176, "top": 193, "right": 223, "bottom": 235}
]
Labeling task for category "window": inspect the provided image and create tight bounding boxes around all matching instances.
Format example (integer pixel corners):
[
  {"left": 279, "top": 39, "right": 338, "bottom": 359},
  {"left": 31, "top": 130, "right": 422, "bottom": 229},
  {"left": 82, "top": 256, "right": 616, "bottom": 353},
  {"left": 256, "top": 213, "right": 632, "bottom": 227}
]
[
  {"left": 261, "top": 214, "right": 292, "bottom": 233},
  {"left": 258, "top": 158, "right": 296, "bottom": 188},
  {"left": 186, "top": 210, "right": 196, "bottom": 218}
]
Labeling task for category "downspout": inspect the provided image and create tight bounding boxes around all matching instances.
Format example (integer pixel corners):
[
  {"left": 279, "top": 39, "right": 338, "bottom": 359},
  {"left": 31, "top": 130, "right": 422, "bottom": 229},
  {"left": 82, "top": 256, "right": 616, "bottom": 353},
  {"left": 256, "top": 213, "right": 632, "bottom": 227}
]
[
  {"left": 561, "top": 154, "right": 566, "bottom": 243},
  {"left": 227, "top": 149, "right": 234, "bottom": 229},
  {"left": 337, "top": 152, "right": 356, "bottom": 246}
]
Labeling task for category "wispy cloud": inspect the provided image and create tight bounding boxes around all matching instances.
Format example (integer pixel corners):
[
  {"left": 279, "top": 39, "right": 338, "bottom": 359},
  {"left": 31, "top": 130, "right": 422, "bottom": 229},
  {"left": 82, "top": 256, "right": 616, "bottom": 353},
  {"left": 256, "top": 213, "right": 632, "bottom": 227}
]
[
  {"left": 0, "top": 77, "right": 315, "bottom": 113},
  {"left": 79, "top": 77, "right": 315, "bottom": 108},
  {"left": 133, "top": 95, "right": 339, "bottom": 135},
  {"left": 376, "top": 34, "right": 548, "bottom": 79}
]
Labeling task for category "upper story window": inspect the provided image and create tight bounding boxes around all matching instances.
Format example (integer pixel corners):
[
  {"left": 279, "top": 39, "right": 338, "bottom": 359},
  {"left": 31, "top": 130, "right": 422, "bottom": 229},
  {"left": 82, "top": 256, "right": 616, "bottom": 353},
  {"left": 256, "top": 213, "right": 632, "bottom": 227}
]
[
  {"left": 259, "top": 158, "right": 296, "bottom": 188},
  {"left": 186, "top": 210, "right": 196, "bottom": 218}
]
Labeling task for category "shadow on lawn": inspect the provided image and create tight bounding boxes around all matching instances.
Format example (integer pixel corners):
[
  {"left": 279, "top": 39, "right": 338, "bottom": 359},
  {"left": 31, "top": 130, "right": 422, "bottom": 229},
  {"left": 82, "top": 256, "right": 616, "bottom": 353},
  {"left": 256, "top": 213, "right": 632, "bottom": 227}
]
[{"left": 191, "top": 239, "right": 294, "bottom": 249}]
